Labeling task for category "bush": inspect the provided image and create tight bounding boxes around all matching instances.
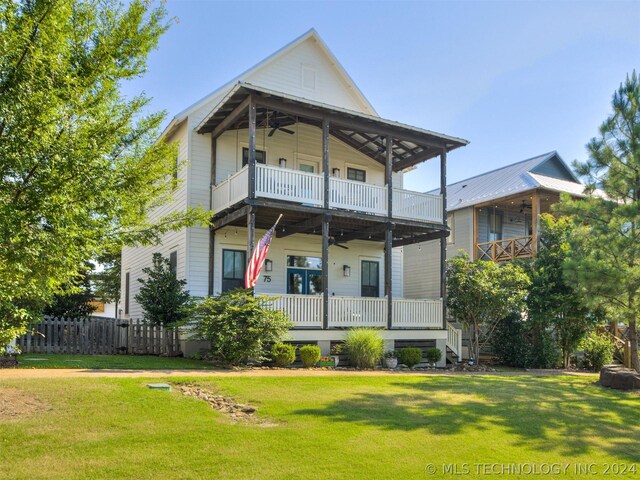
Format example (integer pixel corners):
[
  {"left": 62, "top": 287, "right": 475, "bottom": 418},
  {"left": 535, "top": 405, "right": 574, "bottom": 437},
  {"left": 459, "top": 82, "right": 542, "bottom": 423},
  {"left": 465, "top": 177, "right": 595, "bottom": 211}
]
[
  {"left": 271, "top": 343, "right": 296, "bottom": 367},
  {"left": 191, "top": 289, "right": 292, "bottom": 365},
  {"left": 344, "top": 328, "right": 384, "bottom": 369},
  {"left": 398, "top": 347, "right": 422, "bottom": 368},
  {"left": 425, "top": 347, "right": 442, "bottom": 365},
  {"left": 579, "top": 331, "right": 615, "bottom": 371},
  {"left": 299, "top": 345, "right": 321, "bottom": 368}
]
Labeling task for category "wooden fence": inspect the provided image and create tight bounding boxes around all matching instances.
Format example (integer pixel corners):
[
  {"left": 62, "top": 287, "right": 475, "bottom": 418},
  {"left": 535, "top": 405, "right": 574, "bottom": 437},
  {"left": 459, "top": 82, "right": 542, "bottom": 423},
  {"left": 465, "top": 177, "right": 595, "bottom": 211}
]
[{"left": 16, "top": 316, "right": 180, "bottom": 355}]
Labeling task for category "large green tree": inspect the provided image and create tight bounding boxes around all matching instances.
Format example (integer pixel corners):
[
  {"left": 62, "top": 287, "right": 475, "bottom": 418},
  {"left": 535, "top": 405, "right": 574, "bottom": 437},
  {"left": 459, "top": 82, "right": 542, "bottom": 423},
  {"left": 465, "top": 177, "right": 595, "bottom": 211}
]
[
  {"left": 527, "top": 214, "right": 597, "bottom": 368},
  {"left": 0, "top": 0, "right": 207, "bottom": 351},
  {"left": 446, "top": 254, "right": 531, "bottom": 364},
  {"left": 556, "top": 71, "right": 640, "bottom": 372}
]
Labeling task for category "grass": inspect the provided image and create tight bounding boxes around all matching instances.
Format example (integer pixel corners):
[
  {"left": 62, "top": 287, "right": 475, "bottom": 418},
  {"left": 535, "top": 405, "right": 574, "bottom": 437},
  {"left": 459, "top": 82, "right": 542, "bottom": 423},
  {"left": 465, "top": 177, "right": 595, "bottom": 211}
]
[
  {"left": 17, "top": 354, "right": 214, "bottom": 370},
  {"left": 1, "top": 374, "right": 638, "bottom": 479}
]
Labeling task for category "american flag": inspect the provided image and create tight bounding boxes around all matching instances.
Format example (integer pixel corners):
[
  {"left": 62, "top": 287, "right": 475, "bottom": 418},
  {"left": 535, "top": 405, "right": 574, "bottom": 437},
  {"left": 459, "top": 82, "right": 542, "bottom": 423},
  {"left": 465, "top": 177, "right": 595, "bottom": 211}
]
[{"left": 245, "top": 214, "right": 282, "bottom": 289}]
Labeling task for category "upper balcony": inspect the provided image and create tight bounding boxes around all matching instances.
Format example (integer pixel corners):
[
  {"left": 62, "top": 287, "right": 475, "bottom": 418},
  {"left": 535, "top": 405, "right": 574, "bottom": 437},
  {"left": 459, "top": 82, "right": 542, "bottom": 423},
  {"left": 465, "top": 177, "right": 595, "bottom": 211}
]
[{"left": 212, "top": 163, "right": 443, "bottom": 223}]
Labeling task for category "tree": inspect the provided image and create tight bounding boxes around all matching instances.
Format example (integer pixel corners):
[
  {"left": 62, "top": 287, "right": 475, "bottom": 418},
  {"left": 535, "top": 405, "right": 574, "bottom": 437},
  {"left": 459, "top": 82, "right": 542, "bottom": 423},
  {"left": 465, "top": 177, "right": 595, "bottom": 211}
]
[
  {"left": 44, "top": 265, "right": 96, "bottom": 318},
  {"left": 0, "top": 1, "right": 208, "bottom": 350},
  {"left": 556, "top": 71, "right": 640, "bottom": 372},
  {"left": 92, "top": 251, "right": 121, "bottom": 317},
  {"left": 135, "top": 253, "right": 191, "bottom": 327},
  {"left": 527, "top": 214, "right": 597, "bottom": 368},
  {"left": 192, "top": 289, "right": 292, "bottom": 366},
  {"left": 446, "top": 254, "right": 530, "bottom": 364}
]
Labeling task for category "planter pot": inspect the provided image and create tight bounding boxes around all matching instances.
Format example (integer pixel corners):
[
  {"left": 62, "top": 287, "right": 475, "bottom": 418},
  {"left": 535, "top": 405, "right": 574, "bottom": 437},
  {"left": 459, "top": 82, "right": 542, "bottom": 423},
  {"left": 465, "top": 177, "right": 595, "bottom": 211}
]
[
  {"left": 384, "top": 357, "right": 398, "bottom": 369},
  {"left": 0, "top": 355, "right": 18, "bottom": 368},
  {"left": 331, "top": 355, "right": 340, "bottom": 367}
]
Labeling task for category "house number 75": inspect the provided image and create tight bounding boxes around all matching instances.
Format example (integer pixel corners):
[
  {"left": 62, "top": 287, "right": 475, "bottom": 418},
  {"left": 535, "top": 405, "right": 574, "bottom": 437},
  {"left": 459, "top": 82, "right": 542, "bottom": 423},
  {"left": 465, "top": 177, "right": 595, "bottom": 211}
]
[{"left": 263, "top": 275, "right": 272, "bottom": 283}]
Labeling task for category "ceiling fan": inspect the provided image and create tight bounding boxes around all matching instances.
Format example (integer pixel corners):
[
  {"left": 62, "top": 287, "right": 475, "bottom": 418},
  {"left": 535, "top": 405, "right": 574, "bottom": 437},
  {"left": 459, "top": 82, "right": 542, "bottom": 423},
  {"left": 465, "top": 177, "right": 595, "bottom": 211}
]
[
  {"left": 519, "top": 200, "right": 532, "bottom": 213},
  {"left": 268, "top": 112, "right": 295, "bottom": 137},
  {"left": 329, "top": 238, "right": 349, "bottom": 249}
]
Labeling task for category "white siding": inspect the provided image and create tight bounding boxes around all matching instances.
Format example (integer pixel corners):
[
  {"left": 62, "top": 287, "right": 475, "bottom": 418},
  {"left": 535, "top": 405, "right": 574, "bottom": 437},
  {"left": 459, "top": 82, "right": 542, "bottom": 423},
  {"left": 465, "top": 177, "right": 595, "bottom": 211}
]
[
  {"left": 212, "top": 123, "right": 385, "bottom": 188},
  {"left": 403, "top": 207, "right": 473, "bottom": 298},
  {"left": 120, "top": 121, "right": 189, "bottom": 319},
  {"left": 212, "top": 227, "right": 408, "bottom": 298}
]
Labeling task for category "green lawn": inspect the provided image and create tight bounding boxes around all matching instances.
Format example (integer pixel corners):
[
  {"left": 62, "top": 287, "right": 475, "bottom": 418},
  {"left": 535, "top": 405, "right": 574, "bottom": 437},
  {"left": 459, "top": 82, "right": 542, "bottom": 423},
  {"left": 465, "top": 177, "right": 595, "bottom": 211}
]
[
  {"left": 17, "top": 353, "right": 214, "bottom": 369},
  {"left": 1, "top": 374, "right": 638, "bottom": 479}
]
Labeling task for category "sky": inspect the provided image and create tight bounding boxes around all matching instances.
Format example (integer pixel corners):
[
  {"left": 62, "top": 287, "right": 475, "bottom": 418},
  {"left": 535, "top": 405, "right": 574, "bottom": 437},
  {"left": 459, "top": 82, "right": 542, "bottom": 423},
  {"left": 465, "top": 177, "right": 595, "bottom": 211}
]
[{"left": 122, "top": 0, "right": 640, "bottom": 192}]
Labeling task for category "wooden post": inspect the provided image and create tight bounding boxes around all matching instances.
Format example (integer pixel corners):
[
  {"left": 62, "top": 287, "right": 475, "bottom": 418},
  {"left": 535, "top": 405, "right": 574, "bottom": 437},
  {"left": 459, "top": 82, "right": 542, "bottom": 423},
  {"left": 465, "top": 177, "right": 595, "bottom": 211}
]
[
  {"left": 322, "top": 119, "right": 330, "bottom": 329},
  {"left": 208, "top": 229, "right": 215, "bottom": 296},
  {"left": 209, "top": 134, "right": 217, "bottom": 296},
  {"left": 440, "top": 147, "right": 447, "bottom": 329},
  {"left": 385, "top": 135, "right": 393, "bottom": 329},
  {"left": 473, "top": 207, "right": 479, "bottom": 260},
  {"left": 247, "top": 98, "right": 257, "bottom": 261},
  {"left": 531, "top": 191, "right": 540, "bottom": 255}
]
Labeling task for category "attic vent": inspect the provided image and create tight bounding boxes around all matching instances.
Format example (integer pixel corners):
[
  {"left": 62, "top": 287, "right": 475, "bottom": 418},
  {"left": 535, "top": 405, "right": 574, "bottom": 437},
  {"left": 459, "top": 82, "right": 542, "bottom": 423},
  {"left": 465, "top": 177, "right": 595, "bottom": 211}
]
[{"left": 301, "top": 64, "right": 316, "bottom": 90}]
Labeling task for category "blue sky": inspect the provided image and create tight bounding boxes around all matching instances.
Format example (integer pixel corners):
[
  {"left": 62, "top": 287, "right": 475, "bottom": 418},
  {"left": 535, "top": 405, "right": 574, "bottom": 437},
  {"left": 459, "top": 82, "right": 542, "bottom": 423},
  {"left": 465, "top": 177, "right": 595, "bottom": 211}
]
[{"left": 124, "top": 0, "right": 640, "bottom": 191}]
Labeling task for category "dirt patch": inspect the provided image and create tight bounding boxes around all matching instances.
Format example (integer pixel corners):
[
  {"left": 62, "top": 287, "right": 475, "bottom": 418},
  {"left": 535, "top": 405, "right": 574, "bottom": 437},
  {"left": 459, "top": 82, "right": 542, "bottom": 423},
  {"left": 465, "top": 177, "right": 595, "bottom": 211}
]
[
  {"left": 174, "top": 383, "right": 280, "bottom": 427},
  {"left": 0, "top": 356, "right": 18, "bottom": 368},
  {"left": 0, "top": 388, "right": 50, "bottom": 420}
]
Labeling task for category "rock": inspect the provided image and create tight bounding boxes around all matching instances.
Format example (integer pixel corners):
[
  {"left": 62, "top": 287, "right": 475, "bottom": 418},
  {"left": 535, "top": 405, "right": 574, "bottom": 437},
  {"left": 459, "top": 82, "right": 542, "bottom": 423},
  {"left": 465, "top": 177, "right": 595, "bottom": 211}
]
[{"left": 600, "top": 365, "right": 640, "bottom": 391}]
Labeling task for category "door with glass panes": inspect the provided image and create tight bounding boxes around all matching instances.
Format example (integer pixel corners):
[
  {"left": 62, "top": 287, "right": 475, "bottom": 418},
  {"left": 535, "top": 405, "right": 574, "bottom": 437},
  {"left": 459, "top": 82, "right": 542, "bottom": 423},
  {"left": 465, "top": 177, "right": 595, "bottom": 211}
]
[{"left": 286, "top": 255, "right": 322, "bottom": 295}]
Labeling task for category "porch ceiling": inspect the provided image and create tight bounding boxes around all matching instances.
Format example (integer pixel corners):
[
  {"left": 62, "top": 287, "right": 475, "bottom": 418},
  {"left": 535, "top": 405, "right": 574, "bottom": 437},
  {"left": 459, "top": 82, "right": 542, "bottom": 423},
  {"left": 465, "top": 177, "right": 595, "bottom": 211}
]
[
  {"left": 475, "top": 190, "right": 561, "bottom": 213},
  {"left": 212, "top": 202, "right": 446, "bottom": 246},
  {"left": 196, "top": 83, "right": 468, "bottom": 172}
]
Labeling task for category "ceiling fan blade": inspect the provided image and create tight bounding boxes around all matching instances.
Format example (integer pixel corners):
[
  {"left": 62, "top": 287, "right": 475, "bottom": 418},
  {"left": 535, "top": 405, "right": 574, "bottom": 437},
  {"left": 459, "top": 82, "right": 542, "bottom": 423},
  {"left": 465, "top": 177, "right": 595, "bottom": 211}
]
[
  {"left": 279, "top": 127, "right": 295, "bottom": 135},
  {"left": 333, "top": 243, "right": 349, "bottom": 249},
  {"left": 268, "top": 128, "right": 277, "bottom": 137}
]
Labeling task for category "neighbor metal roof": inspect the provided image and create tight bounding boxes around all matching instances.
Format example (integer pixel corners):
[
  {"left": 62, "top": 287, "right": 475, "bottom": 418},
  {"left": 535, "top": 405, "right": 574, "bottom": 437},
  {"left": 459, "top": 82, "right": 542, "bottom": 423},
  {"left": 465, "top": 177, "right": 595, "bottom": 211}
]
[{"left": 434, "top": 151, "right": 589, "bottom": 211}]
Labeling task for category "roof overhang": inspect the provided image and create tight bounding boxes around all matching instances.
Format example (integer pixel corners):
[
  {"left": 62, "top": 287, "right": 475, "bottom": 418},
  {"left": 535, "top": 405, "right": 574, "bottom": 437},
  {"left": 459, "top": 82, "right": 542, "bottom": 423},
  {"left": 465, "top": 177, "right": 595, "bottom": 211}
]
[{"left": 196, "top": 83, "right": 468, "bottom": 172}]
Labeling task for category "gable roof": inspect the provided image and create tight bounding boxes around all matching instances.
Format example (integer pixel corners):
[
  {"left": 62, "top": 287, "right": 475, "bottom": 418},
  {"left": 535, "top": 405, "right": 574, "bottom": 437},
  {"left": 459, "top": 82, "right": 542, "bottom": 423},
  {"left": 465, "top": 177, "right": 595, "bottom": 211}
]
[
  {"left": 439, "top": 151, "right": 588, "bottom": 211},
  {"left": 162, "top": 29, "right": 377, "bottom": 137}
]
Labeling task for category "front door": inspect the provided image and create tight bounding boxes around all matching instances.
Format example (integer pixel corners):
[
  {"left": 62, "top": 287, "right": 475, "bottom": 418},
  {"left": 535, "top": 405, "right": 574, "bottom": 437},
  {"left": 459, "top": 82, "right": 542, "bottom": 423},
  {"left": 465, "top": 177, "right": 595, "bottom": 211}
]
[
  {"left": 361, "top": 260, "right": 380, "bottom": 297},
  {"left": 287, "top": 268, "right": 322, "bottom": 294}
]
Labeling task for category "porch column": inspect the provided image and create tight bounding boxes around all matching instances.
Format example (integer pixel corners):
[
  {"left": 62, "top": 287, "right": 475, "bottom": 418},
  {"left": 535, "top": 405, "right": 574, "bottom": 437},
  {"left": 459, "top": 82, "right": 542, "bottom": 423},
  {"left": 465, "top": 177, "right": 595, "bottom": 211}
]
[
  {"left": 440, "top": 147, "right": 447, "bottom": 330},
  {"left": 322, "top": 119, "right": 330, "bottom": 329},
  {"left": 385, "top": 135, "right": 393, "bottom": 329},
  {"left": 208, "top": 228, "right": 215, "bottom": 296},
  {"left": 531, "top": 191, "right": 540, "bottom": 255},
  {"left": 247, "top": 97, "right": 257, "bottom": 259}
]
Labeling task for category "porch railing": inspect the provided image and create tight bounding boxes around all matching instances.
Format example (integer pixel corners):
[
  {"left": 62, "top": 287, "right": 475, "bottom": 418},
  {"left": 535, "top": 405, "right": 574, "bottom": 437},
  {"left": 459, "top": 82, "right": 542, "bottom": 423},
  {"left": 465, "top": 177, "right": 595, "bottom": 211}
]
[
  {"left": 476, "top": 235, "right": 534, "bottom": 262},
  {"left": 265, "top": 294, "right": 442, "bottom": 329},
  {"left": 447, "top": 322, "right": 462, "bottom": 360},
  {"left": 211, "top": 164, "right": 443, "bottom": 222}
]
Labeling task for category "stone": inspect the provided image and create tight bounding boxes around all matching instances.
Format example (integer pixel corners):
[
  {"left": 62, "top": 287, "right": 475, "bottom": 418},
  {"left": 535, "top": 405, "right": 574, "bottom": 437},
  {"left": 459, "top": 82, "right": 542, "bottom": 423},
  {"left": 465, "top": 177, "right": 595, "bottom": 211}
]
[{"left": 600, "top": 365, "right": 640, "bottom": 391}]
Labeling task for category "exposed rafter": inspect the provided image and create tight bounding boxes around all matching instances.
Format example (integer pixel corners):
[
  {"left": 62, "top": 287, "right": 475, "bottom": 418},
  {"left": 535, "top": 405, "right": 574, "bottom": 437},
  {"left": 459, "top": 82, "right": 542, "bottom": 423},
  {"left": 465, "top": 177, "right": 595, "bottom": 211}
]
[{"left": 276, "top": 214, "right": 329, "bottom": 238}]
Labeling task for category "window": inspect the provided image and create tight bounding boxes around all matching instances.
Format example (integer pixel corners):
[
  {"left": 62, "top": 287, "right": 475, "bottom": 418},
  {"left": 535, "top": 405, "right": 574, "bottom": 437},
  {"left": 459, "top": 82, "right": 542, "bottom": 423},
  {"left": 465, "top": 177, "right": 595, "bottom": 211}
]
[
  {"left": 347, "top": 167, "right": 366, "bottom": 183},
  {"left": 124, "top": 272, "right": 130, "bottom": 315},
  {"left": 173, "top": 153, "right": 179, "bottom": 181},
  {"left": 488, "top": 210, "right": 503, "bottom": 242},
  {"left": 241, "top": 147, "right": 266, "bottom": 167},
  {"left": 222, "top": 249, "right": 246, "bottom": 292},
  {"left": 361, "top": 260, "right": 380, "bottom": 298},
  {"left": 169, "top": 251, "right": 177, "bottom": 275},
  {"left": 287, "top": 255, "right": 322, "bottom": 269},
  {"left": 447, "top": 213, "right": 455, "bottom": 244}
]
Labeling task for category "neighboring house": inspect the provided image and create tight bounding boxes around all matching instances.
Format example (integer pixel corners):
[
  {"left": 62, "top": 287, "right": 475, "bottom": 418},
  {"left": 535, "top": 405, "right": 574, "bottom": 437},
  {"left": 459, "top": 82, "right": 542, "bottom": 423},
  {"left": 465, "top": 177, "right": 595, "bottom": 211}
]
[
  {"left": 404, "top": 151, "right": 588, "bottom": 300},
  {"left": 89, "top": 300, "right": 117, "bottom": 318},
  {"left": 121, "top": 29, "right": 468, "bottom": 362}
]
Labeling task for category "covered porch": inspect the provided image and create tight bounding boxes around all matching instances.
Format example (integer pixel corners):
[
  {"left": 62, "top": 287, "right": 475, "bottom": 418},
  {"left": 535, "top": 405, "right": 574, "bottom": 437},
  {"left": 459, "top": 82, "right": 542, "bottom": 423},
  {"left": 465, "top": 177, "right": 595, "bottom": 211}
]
[{"left": 473, "top": 190, "right": 560, "bottom": 261}]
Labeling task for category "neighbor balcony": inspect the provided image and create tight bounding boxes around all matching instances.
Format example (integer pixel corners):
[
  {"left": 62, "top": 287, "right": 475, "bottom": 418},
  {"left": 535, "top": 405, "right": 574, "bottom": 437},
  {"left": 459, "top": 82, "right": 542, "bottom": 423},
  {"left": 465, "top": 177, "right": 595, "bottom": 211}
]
[{"left": 212, "top": 164, "right": 443, "bottom": 223}]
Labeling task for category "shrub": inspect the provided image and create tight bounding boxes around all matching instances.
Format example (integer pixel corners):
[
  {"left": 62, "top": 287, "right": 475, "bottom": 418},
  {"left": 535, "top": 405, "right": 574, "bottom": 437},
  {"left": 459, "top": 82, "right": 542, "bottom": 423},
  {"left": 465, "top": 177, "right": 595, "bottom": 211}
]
[
  {"left": 271, "top": 343, "right": 296, "bottom": 367},
  {"left": 344, "top": 328, "right": 384, "bottom": 369},
  {"left": 384, "top": 350, "right": 398, "bottom": 359},
  {"left": 191, "top": 289, "right": 292, "bottom": 365},
  {"left": 425, "top": 347, "right": 442, "bottom": 365},
  {"left": 398, "top": 347, "right": 422, "bottom": 368},
  {"left": 299, "top": 345, "right": 321, "bottom": 368},
  {"left": 579, "top": 331, "right": 615, "bottom": 371}
]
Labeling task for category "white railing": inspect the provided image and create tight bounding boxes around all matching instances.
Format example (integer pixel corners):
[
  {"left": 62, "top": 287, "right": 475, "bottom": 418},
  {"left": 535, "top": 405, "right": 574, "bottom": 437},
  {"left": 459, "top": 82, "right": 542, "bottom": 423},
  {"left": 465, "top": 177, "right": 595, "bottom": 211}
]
[
  {"left": 393, "top": 189, "right": 443, "bottom": 223},
  {"left": 268, "top": 294, "right": 322, "bottom": 328},
  {"left": 329, "top": 177, "right": 387, "bottom": 215},
  {"left": 255, "top": 164, "right": 323, "bottom": 206},
  {"left": 210, "top": 164, "right": 443, "bottom": 223},
  {"left": 447, "top": 321, "right": 462, "bottom": 360},
  {"left": 392, "top": 298, "right": 442, "bottom": 328},
  {"left": 329, "top": 296, "right": 387, "bottom": 327},
  {"left": 211, "top": 166, "right": 249, "bottom": 211}
]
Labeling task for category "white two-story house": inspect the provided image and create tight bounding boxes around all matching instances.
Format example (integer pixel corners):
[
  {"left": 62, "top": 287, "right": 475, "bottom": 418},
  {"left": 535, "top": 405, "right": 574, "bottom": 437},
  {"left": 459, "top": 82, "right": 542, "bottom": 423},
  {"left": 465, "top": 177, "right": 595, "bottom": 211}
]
[{"left": 120, "top": 29, "right": 468, "bottom": 363}]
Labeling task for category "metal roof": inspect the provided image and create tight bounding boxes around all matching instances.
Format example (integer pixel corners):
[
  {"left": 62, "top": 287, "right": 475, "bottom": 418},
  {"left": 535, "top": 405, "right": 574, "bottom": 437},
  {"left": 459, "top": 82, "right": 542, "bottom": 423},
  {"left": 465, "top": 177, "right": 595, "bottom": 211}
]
[
  {"left": 436, "top": 151, "right": 589, "bottom": 211},
  {"left": 196, "top": 83, "right": 468, "bottom": 172}
]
